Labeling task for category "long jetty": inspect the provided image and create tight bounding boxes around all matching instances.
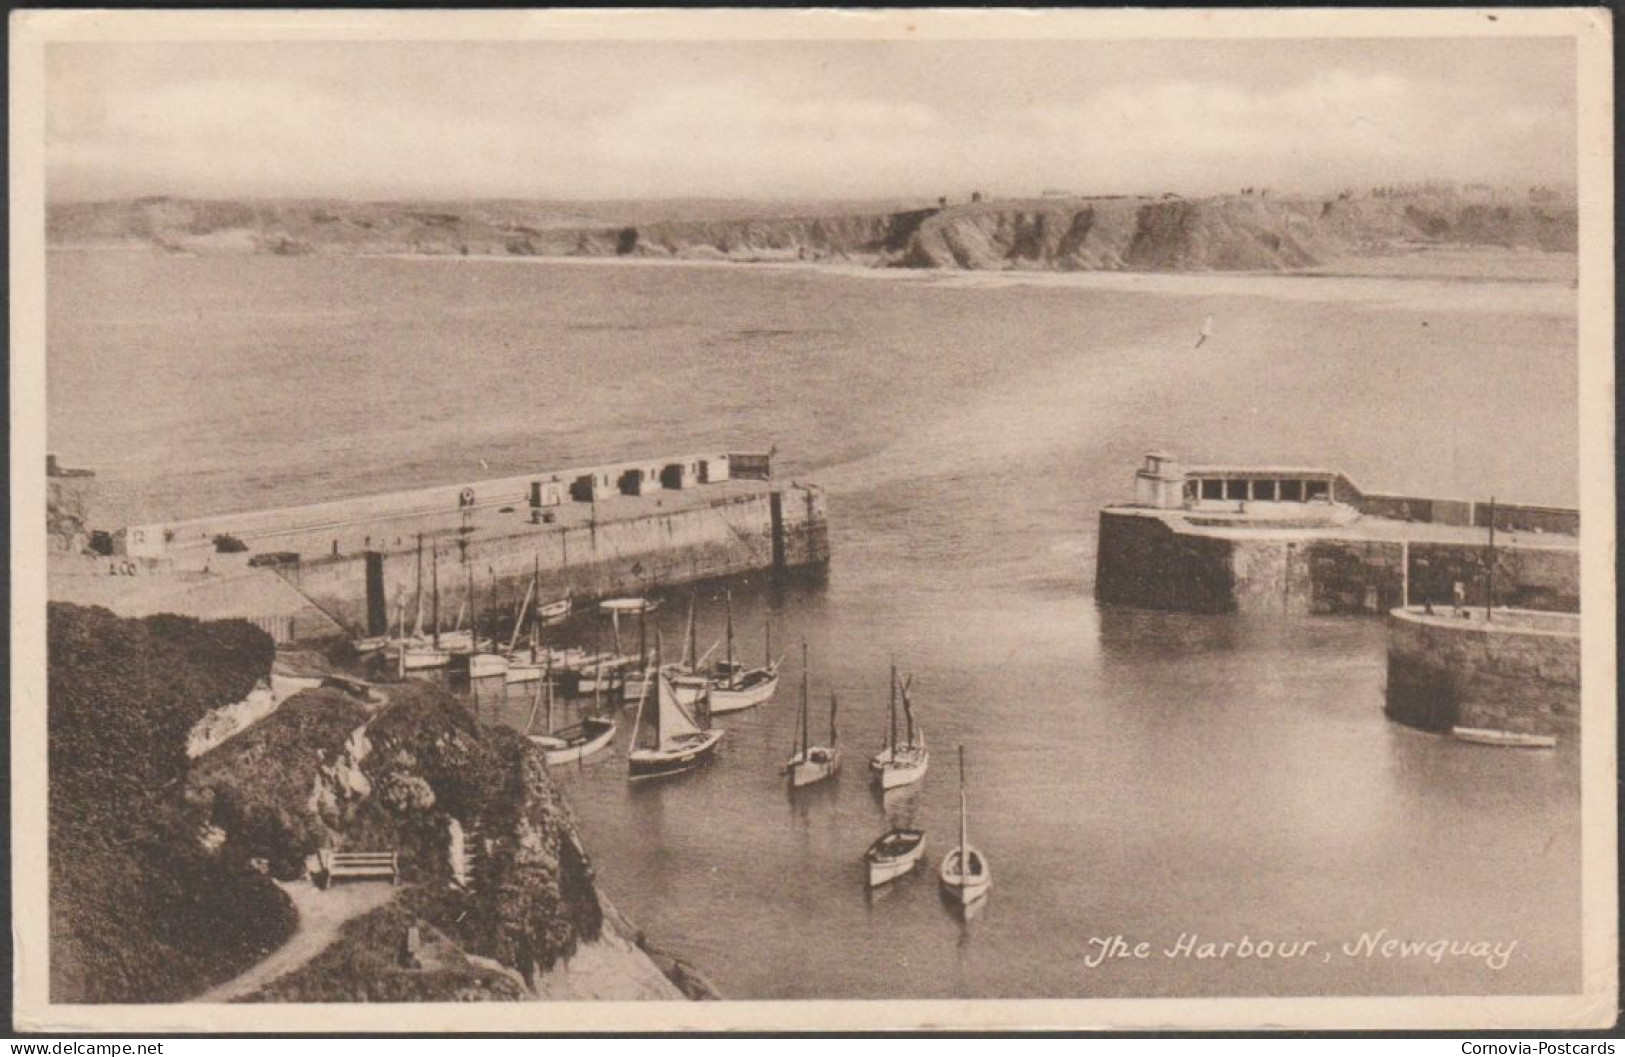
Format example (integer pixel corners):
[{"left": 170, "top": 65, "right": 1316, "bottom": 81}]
[{"left": 58, "top": 450, "right": 828, "bottom": 640}]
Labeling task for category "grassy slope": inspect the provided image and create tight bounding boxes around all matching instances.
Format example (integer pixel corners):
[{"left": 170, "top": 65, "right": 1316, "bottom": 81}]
[{"left": 48, "top": 603, "right": 296, "bottom": 1003}]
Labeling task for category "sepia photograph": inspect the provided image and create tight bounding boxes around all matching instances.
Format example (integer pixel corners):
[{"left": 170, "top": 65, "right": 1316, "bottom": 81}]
[{"left": 10, "top": 7, "right": 1616, "bottom": 1034}]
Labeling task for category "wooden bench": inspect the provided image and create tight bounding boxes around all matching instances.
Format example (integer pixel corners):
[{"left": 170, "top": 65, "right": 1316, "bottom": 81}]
[{"left": 317, "top": 849, "right": 398, "bottom": 888}]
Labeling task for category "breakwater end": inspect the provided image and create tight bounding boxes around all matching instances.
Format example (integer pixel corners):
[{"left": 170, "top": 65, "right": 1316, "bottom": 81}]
[
  {"left": 1095, "top": 453, "right": 1577, "bottom": 616},
  {"left": 1385, "top": 606, "right": 1579, "bottom": 738}
]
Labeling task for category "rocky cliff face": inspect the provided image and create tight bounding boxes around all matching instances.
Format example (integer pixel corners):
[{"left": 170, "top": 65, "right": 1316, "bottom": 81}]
[{"left": 48, "top": 192, "right": 1577, "bottom": 272}]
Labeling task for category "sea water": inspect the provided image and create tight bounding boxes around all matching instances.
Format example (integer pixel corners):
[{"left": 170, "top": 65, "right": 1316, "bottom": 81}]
[{"left": 47, "top": 251, "right": 1581, "bottom": 998}]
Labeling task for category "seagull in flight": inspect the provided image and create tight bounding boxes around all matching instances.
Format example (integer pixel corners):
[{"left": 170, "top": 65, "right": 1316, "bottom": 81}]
[{"left": 1194, "top": 315, "right": 1215, "bottom": 349}]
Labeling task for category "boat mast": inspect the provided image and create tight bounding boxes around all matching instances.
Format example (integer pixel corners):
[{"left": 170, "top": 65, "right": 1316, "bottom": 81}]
[
  {"left": 688, "top": 593, "right": 699, "bottom": 672},
  {"left": 531, "top": 555, "right": 542, "bottom": 662},
  {"left": 638, "top": 599, "right": 648, "bottom": 672},
  {"left": 414, "top": 534, "right": 425, "bottom": 638},
  {"left": 629, "top": 634, "right": 657, "bottom": 757},
  {"left": 829, "top": 692, "right": 838, "bottom": 746},
  {"left": 798, "top": 641, "right": 810, "bottom": 761},
  {"left": 430, "top": 545, "right": 440, "bottom": 650},
  {"left": 545, "top": 655, "right": 555, "bottom": 734},
  {"left": 652, "top": 632, "right": 664, "bottom": 748},
  {"left": 592, "top": 603, "right": 602, "bottom": 686},
  {"left": 465, "top": 552, "right": 476, "bottom": 648},
  {"left": 903, "top": 680, "right": 915, "bottom": 749},
  {"left": 725, "top": 591, "right": 735, "bottom": 688},
  {"left": 888, "top": 663, "right": 898, "bottom": 754},
  {"left": 958, "top": 744, "right": 968, "bottom": 866},
  {"left": 508, "top": 571, "right": 534, "bottom": 654}
]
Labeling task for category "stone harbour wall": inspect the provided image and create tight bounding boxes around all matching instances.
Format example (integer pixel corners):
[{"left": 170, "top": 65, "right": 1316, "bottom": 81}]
[
  {"left": 1094, "top": 510, "right": 1579, "bottom": 617},
  {"left": 1384, "top": 608, "right": 1580, "bottom": 736},
  {"left": 288, "top": 486, "right": 828, "bottom": 633}
]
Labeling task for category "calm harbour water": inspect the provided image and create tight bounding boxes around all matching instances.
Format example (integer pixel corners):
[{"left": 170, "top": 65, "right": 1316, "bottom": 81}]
[{"left": 49, "top": 251, "right": 1581, "bottom": 998}]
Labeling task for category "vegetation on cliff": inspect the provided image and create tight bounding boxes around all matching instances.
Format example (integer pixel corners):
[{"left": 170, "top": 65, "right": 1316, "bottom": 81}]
[
  {"left": 239, "top": 890, "right": 531, "bottom": 1003},
  {"left": 49, "top": 603, "right": 294, "bottom": 1003},
  {"left": 189, "top": 688, "right": 372, "bottom": 880},
  {"left": 194, "top": 680, "right": 604, "bottom": 998}
]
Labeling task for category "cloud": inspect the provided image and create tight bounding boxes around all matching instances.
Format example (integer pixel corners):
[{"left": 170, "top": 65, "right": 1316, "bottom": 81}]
[
  {"left": 45, "top": 47, "right": 1576, "bottom": 201},
  {"left": 1022, "top": 69, "right": 1572, "bottom": 191}
]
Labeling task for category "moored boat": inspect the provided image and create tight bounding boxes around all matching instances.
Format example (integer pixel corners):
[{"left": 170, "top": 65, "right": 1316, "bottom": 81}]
[
  {"left": 525, "top": 658, "right": 617, "bottom": 765},
  {"left": 785, "top": 643, "right": 841, "bottom": 789},
  {"left": 938, "top": 745, "right": 991, "bottom": 908},
  {"left": 401, "top": 643, "right": 450, "bottom": 671},
  {"left": 533, "top": 716, "right": 618, "bottom": 766},
  {"left": 468, "top": 652, "right": 509, "bottom": 680},
  {"left": 871, "top": 665, "right": 928, "bottom": 790},
  {"left": 601, "top": 597, "right": 661, "bottom": 616},
  {"left": 536, "top": 595, "right": 572, "bottom": 626},
  {"left": 1452, "top": 726, "right": 1558, "bottom": 749},
  {"left": 707, "top": 593, "right": 781, "bottom": 714},
  {"left": 627, "top": 636, "right": 724, "bottom": 781},
  {"left": 864, "top": 828, "right": 926, "bottom": 888}
]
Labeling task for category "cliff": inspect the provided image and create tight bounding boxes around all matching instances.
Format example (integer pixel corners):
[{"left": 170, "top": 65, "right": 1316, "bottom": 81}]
[
  {"left": 47, "top": 191, "right": 1577, "bottom": 272},
  {"left": 48, "top": 604, "right": 294, "bottom": 1003},
  {"left": 191, "top": 680, "right": 610, "bottom": 997},
  {"left": 47, "top": 602, "right": 679, "bottom": 1003}
]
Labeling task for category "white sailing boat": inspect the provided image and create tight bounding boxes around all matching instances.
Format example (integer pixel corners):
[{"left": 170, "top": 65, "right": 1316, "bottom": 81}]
[
  {"left": 527, "top": 659, "right": 617, "bottom": 766},
  {"left": 627, "top": 636, "right": 724, "bottom": 781},
  {"left": 938, "top": 745, "right": 991, "bottom": 907},
  {"left": 707, "top": 593, "right": 781, "bottom": 714},
  {"left": 870, "top": 665, "right": 928, "bottom": 790},
  {"left": 623, "top": 593, "right": 711, "bottom": 707},
  {"left": 785, "top": 643, "right": 840, "bottom": 788},
  {"left": 504, "top": 560, "right": 544, "bottom": 683},
  {"left": 401, "top": 546, "right": 450, "bottom": 670}
]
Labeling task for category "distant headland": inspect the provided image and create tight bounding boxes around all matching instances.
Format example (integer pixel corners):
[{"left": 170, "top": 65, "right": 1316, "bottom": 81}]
[{"left": 47, "top": 183, "right": 1576, "bottom": 273}]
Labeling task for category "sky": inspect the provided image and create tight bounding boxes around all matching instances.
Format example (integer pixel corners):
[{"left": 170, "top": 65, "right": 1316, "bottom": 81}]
[{"left": 45, "top": 37, "right": 1578, "bottom": 202}]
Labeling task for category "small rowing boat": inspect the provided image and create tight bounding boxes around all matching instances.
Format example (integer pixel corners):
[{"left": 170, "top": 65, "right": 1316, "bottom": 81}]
[
  {"left": 864, "top": 828, "right": 926, "bottom": 888},
  {"left": 1452, "top": 726, "right": 1558, "bottom": 749}
]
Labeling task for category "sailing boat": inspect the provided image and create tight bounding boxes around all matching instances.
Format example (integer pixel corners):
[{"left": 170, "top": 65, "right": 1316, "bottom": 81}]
[
  {"left": 627, "top": 635, "right": 724, "bottom": 781},
  {"left": 938, "top": 745, "right": 991, "bottom": 907},
  {"left": 527, "top": 658, "right": 617, "bottom": 765},
  {"left": 785, "top": 643, "right": 840, "bottom": 788},
  {"left": 707, "top": 593, "right": 781, "bottom": 714},
  {"left": 462, "top": 559, "right": 507, "bottom": 678},
  {"left": 506, "top": 557, "right": 548, "bottom": 684},
  {"left": 402, "top": 546, "right": 450, "bottom": 670},
  {"left": 870, "top": 664, "right": 928, "bottom": 789},
  {"left": 623, "top": 593, "right": 710, "bottom": 707}
]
